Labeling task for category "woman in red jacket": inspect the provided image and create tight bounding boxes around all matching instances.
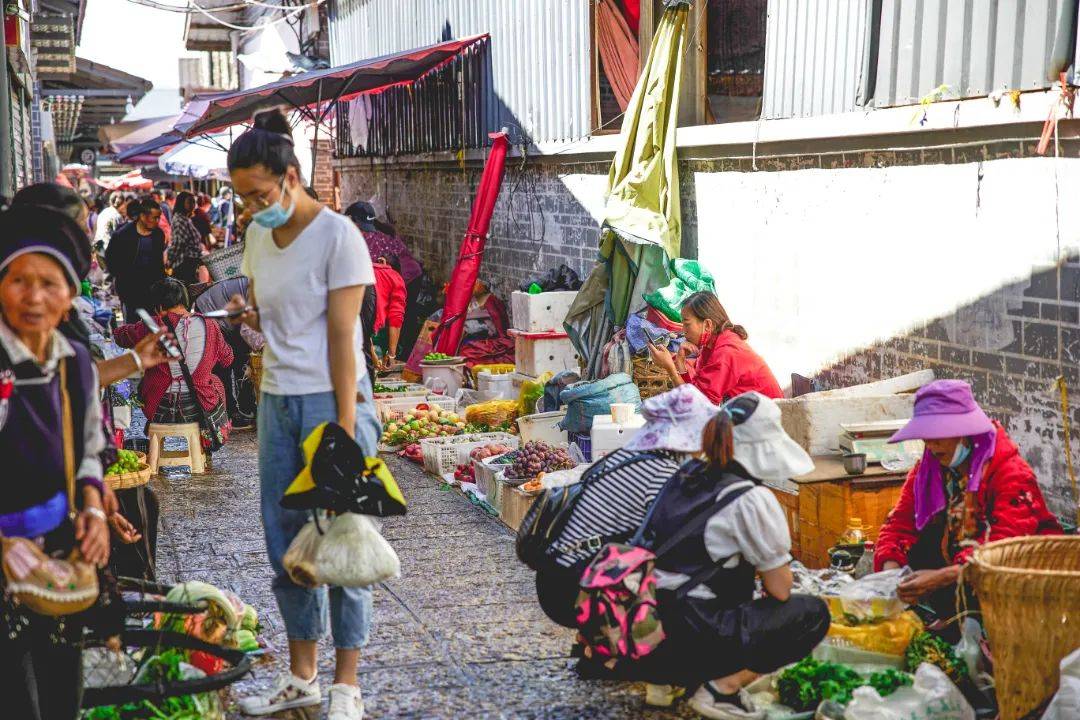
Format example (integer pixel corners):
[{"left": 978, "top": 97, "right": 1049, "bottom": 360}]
[
  {"left": 875, "top": 380, "right": 1061, "bottom": 622},
  {"left": 115, "top": 278, "right": 234, "bottom": 451},
  {"left": 648, "top": 291, "right": 783, "bottom": 404}
]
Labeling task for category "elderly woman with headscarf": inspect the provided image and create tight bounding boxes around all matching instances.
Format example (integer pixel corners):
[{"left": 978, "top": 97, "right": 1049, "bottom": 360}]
[
  {"left": 636, "top": 392, "right": 829, "bottom": 720},
  {"left": 0, "top": 205, "right": 112, "bottom": 719},
  {"left": 875, "top": 380, "right": 1061, "bottom": 617}
]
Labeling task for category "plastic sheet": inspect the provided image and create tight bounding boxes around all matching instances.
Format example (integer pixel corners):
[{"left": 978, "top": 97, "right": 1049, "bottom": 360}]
[
  {"left": 844, "top": 663, "right": 974, "bottom": 720},
  {"left": 642, "top": 259, "right": 717, "bottom": 322},
  {"left": 558, "top": 373, "right": 641, "bottom": 435},
  {"left": 834, "top": 567, "right": 912, "bottom": 622}
]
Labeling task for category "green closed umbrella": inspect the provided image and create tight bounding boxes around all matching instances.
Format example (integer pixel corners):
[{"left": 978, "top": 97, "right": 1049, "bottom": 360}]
[{"left": 566, "top": 0, "right": 690, "bottom": 378}]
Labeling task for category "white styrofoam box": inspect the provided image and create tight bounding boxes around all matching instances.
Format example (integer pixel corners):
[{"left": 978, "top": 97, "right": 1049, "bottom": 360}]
[
  {"left": 511, "top": 290, "right": 578, "bottom": 332},
  {"left": 777, "top": 394, "right": 916, "bottom": 456},
  {"left": 590, "top": 413, "right": 646, "bottom": 459},
  {"left": 477, "top": 371, "right": 516, "bottom": 400},
  {"left": 511, "top": 330, "right": 581, "bottom": 377},
  {"left": 516, "top": 410, "right": 568, "bottom": 446}
]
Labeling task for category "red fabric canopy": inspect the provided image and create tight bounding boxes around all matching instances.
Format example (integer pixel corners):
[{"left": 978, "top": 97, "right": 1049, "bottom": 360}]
[
  {"left": 434, "top": 132, "right": 510, "bottom": 355},
  {"left": 187, "top": 35, "right": 489, "bottom": 136}
]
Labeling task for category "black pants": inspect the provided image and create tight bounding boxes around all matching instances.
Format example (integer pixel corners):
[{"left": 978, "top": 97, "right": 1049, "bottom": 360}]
[
  {"left": 2, "top": 631, "right": 83, "bottom": 720},
  {"left": 907, "top": 513, "right": 977, "bottom": 642},
  {"left": 535, "top": 563, "right": 583, "bottom": 629},
  {"left": 648, "top": 593, "right": 831, "bottom": 686},
  {"left": 109, "top": 485, "right": 160, "bottom": 581}
]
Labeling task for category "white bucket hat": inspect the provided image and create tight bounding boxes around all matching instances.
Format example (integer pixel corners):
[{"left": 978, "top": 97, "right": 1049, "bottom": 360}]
[{"left": 723, "top": 392, "right": 815, "bottom": 481}]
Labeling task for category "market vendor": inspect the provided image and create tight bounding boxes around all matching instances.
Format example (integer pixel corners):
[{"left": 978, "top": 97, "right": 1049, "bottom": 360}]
[
  {"left": 0, "top": 204, "right": 114, "bottom": 719},
  {"left": 647, "top": 291, "right": 783, "bottom": 404},
  {"left": 875, "top": 380, "right": 1062, "bottom": 618},
  {"left": 372, "top": 254, "right": 407, "bottom": 367}
]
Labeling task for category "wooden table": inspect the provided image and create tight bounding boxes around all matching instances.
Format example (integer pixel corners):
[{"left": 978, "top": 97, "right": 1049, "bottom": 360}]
[{"left": 765, "top": 456, "right": 907, "bottom": 569}]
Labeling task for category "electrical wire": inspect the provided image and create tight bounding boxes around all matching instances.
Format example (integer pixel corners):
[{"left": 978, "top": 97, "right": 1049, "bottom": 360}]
[{"left": 122, "top": 0, "right": 322, "bottom": 33}]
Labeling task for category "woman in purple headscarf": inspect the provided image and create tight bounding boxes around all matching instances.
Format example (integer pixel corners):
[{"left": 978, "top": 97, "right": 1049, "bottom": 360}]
[{"left": 874, "top": 380, "right": 1061, "bottom": 613}]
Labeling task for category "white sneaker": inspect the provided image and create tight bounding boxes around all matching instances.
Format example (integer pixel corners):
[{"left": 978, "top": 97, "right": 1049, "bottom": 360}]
[
  {"left": 327, "top": 683, "right": 364, "bottom": 720},
  {"left": 237, "top": 672, "right": 321, "bottom": 716},
  {"left": 645, "top": 683, "right": 686, "bottom": 707},
  {"left": 687, "top": 683, "right": 764, "bottom": 720}
]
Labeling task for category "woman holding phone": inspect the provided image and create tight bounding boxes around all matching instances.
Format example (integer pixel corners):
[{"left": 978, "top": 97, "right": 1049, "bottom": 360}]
[{"left": 224, "top": 108, "right": 378, "bottom": 720}]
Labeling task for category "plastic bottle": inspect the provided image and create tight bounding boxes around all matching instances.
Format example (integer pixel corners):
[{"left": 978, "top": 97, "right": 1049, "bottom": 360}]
[{"left": 838, "top": 517, "right": 867, "bottom": 546}]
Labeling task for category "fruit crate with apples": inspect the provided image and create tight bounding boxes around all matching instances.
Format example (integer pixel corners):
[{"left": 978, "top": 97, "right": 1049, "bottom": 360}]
[
  {"left": 421, "top": 432, "right": 518, "bottom": 477},
  {"left": 376, "top": 394, "right": 457, "bottom": 424}
]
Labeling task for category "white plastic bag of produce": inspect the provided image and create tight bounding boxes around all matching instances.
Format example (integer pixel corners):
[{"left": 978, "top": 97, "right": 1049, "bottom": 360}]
[
  {"left": 836, "top": 567, "right": 912, "bottom": 621},
  {"left": 316, "top": 512, "right": 400, "bottom": 588},
  {"left": 844, "top": 663, "right": 974, "bottom": 720},
  {"left": 283, "top": 520, "right": 323, "bottom": 588},
  {"left": 1041, "top": 647, "right": 1080, "bottom": 720}
]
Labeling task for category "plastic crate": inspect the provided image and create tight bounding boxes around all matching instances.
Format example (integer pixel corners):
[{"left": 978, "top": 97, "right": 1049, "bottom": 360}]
[
  {"left": 372, "top": 382, "right": 428, "bottom": 400},
  {"left": 420, "top": 432, "right": 518, "bottom": 477},
  {"left": 516, "top": 410, "right": 568, "bottom": 445},
  {"left": 377, "top": 394, "right": 458, "bottom": 423},
  {"left": 475, "top": 462, "right": 507, "bottom": 513},
  {"left": 472, "top": 452, "right": 515, "bottom": 490},
  {"left": 511, "top": 290, "right": 578, "bottom": 332},
  {"left": 204, "top": 243, "right": 246, "bottom": 281},
  {"left": 510, "top": 330, "right": 581, "bottom": 377}
]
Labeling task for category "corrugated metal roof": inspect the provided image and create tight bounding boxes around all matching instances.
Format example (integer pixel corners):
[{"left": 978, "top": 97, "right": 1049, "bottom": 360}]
[
  {"left": 761, "top": 0, "right": 875, "bottom": 119},
  {"left": 875, "top": 0, "right": 1077, "bottom": 107},
  {"left": 327, "top": 0, "right": 593, "bottom": 145}
]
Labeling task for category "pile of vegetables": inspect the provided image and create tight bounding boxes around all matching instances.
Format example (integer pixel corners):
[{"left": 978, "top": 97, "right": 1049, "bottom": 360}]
[
  {"left": 380, "top": 405, "right": 465, "bottom": 446},
  {"left": 905, "top": 631, "right": 969, "bottom": 682},
  {"left": 777, "top": 657, "right": 912, "bottom": 711},
  {"left": 399, "top": 443, "right": 423, "bottom": 464},
  {"left": 465, "top": 399, "right": 519, "bottom": 427},
  {"left": 463, "top": 420, "right": 515, "bottom": 435},
  {"left": 83, "top": 648, "right": 224, "bottom": 720},
  {"left": 105, "top": 449, "right": 141, "bottom": 476},
  {"left": 373, "top": 383, "right": 411, "bottom": 393},
  {"left": 507, "top": 441, "right": 574, "bottom": 481},
  {"left": 423, "top": 352, "right": 455, "bottom": 362}
]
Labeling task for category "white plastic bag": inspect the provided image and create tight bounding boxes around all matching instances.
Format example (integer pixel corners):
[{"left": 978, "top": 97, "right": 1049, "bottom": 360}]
[
  {"left": 1041, "top": 647, "right": 1080, "bottom": 720},
  {"left": 283, "top": 520, "right": 323, "bottom": 588},
  {"left": 315, "top": 513, "right": 401, "bottom": 588},
  {"left": 844, "top": 663, "right": 974, "bottom": 720},
  {"left": 836, "top": 567, "right": 912, "bottom": 621}
]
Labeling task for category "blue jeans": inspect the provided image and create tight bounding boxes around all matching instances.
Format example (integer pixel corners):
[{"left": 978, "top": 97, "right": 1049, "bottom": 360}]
[{"left": 257, "top": 382, "right": 382, "bottom": 649}]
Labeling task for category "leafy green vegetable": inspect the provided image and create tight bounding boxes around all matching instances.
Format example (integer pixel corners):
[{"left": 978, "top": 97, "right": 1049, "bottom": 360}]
[
  {"left": 777, "top": 657, "right": 912, "bottom": 711},
  {"left": 905, "top": 631, "right": 969, "bottom": 682}
]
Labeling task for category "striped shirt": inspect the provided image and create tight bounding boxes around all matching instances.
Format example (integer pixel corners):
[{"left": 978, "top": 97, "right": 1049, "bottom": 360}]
[{"left": 554, "top": 448, "right": 683, "bottom": 568}]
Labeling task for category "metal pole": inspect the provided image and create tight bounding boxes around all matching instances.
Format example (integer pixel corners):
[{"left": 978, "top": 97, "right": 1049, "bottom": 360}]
[{"left": 0, "top": 43, "right": 13, "bottom": 197}]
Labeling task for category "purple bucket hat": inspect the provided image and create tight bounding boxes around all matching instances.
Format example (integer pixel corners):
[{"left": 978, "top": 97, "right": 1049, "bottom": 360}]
[
  {"left": 889, "top": 379, "right": 994, "bottom": 443},
  {"left": 624, "top": 384, "right": 719, "bottom": 454}
]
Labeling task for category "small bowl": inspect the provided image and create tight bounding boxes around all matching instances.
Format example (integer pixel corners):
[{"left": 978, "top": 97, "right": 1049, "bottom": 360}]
[{"left": 842, "top": 452, "right": 867, "bottom": 475}]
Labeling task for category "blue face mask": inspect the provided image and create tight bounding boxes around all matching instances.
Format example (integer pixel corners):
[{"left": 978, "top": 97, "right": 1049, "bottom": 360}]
[
  {"left": 947, "top": 441, "right": 971, "bottom": 468},
  {"left": 251, "top": 177, "right": 295, "bottom": 229}
]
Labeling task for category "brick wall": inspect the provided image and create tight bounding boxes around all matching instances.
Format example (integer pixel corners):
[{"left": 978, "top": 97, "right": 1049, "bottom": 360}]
[
  {"left": 310, "top": 138, "right": 338, "bottom": 209},
  {"left": 338, "top": 158, "right": 608, "bottom": 300},
  {"left": 337, "top": 138, "right": 1080, "bottom": 517}
]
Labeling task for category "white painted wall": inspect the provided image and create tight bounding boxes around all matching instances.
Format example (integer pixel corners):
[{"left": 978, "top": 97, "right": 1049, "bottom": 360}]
[{"left": 695, "top": 157, "right": 1080, "bottom": 385}]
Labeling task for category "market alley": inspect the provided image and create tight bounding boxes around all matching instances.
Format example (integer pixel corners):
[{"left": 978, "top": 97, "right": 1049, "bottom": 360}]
[{"left": 152, "top": 430, "right": 693, "bottom": 720}]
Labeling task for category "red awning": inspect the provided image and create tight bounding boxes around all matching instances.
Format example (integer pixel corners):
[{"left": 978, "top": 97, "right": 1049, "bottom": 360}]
[{"left": 187, "top": 34, "right": 489, "bottom": 136}]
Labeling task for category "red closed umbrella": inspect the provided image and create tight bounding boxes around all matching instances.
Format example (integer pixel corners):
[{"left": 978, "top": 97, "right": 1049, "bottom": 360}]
[{"left": 434, "top": 132, "right": 510, "bottom": 354}]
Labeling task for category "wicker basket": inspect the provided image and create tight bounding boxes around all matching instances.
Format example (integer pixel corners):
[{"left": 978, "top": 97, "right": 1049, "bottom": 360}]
[
  {"left": 965, "top": 536, "right": 1080, "bottom": 720},
  {"left": 204, "top": 242, "right": 245, "bottom": 281},
  {"left": 632, "top": 355, "right": 673, "bottom": 400},
  {"left": 105, "top": 462, "right": 152, "bottom": 490}
]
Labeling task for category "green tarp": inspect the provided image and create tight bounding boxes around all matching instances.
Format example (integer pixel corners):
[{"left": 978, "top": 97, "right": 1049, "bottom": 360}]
[{"left": 566, "top": 0, "right": 690, "bottom": 378}]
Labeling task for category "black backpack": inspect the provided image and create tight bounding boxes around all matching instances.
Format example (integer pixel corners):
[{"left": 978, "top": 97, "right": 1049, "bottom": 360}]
[{"left": 515, "top": 452, "right": 659, "bottom": 573}]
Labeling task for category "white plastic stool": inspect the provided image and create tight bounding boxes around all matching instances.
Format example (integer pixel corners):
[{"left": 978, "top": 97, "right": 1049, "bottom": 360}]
[{"left": 146, "top": 422, "right": 206, "bottom": 475}]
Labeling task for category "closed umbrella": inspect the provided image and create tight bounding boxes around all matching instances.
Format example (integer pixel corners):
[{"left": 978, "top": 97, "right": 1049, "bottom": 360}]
[{"left": 434, "top": 132, "right": 510, "bottom": 354}]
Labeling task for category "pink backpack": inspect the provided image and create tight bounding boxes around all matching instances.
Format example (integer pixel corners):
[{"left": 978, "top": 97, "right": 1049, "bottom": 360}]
[{"left": 573, "top": 479, "right": 751, "bottom": 669}]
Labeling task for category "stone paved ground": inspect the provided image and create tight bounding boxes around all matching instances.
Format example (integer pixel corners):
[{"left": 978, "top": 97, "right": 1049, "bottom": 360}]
[{"left": 152, "top": 429, "right": 696, "bottom": 719}]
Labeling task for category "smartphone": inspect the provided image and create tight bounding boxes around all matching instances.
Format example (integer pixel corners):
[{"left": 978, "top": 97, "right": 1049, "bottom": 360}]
[
  {"left": 202, "top": 306, "right": 254, "bottom": 320},
  {"left": 135, "top": 309, "right": 182, "bottom": 359}
]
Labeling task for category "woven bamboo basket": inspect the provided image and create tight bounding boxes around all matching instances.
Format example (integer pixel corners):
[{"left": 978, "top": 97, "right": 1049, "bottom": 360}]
[
  {"left": 965, "top": 536, "right": 1080, "bottom": 720},
  {"left": 105, "top": 462, "right": 152, "bottom": 490},
  {"left": 632, "top": 356, "right": 673, "bottom": 400}
]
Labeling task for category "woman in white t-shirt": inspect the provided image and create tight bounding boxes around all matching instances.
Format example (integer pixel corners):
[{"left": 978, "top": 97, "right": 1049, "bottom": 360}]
[
  {"left": 224, "top": 109, "right": 377, "bottom": 720},
  {"left": 637, "top": 393, "right": 830, "bottom": 720}
]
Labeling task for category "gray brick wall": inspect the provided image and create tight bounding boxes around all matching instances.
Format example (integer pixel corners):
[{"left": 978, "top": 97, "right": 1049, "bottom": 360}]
[
  {"left": 338, "top": 159, "right": 607, "bottom": 300},
  {"left": 337, "top": 141, "right": 1079, "bottom": 519}
]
